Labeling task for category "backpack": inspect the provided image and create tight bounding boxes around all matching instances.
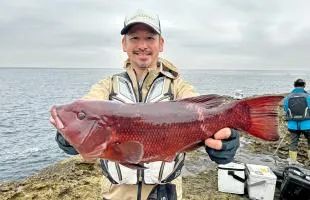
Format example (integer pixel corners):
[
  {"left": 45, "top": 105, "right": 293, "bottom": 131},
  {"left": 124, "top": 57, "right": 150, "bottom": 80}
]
[{"left": 286, "top": 93, "right": 310, "bottom": 121}]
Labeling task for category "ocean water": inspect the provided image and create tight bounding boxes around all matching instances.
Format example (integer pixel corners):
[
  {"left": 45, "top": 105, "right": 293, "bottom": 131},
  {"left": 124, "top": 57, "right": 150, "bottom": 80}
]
[{"left": 1, "top": 67, "right": 310, "bottom": 182}]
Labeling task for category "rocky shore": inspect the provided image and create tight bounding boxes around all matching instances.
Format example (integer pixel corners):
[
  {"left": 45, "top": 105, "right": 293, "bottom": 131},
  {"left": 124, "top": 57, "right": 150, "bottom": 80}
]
[{"left": 1, "top": 104, "right": 310, "bottom": 200}]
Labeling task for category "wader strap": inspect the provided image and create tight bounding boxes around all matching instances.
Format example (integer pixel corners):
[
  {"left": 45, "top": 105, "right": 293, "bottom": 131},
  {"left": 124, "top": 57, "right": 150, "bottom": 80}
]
[
  {"left": 158, "top": 162, "right": 165, "bottom": 182},
  {"left": 137, "top": 169, "right": 143, "bottom": 200},
  {"left": 137, "top": 181, "right": 142, "bottom": 200},
  {"left": 100, "top": 160, "right": 118, "bottom": 184},
  {"left": 115, "top": 163, "right": 122, "bottom": 182},
  {"left": 161, "top": 153, "right": 185, "bottom": 183}
]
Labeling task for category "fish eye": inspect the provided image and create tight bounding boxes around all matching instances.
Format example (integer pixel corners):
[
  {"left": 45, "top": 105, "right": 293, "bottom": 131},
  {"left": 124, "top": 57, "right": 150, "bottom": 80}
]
[{"left": 77, "top": 111, "right": 86, "bottom": 120}]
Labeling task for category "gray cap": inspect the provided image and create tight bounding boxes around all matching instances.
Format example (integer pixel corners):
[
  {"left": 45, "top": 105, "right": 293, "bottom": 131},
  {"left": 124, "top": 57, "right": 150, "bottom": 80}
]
[{"left": 121, "top": 9, "right": 161, "bottom": 35}]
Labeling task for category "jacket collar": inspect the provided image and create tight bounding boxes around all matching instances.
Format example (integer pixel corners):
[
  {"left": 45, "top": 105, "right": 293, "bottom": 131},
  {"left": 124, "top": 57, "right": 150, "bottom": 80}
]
[
  {"left": 292, "top": 87, "right": 307, "bottom": 93},
  {"left": 123, "top": 57, "right": 179, "bottom": 79}
]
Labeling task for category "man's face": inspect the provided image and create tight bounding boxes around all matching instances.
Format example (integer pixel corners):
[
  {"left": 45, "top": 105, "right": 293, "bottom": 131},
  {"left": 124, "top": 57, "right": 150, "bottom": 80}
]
[{"left": 122, "top": 23, "right": 164, "bottom": 69}]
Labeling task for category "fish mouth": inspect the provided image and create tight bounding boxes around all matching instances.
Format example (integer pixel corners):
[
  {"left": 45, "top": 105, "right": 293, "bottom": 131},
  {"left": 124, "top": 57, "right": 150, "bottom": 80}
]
[{"left": 51, "top": 106, "right": 65, "bottom": 130}]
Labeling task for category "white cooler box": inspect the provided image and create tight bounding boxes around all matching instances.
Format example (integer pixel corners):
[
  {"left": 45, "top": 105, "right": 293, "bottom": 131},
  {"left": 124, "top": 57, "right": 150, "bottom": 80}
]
[
  {"left": 246, "top": 164, "right": 277, "bottom": 200},
  {"left": 218, "top": 162, "right": 246, "bottom": 194}
]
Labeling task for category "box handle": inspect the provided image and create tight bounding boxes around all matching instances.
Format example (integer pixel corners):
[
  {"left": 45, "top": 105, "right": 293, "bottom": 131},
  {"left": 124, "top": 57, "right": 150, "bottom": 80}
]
[
  {"left": 228, "top": 170, "right": 246, "bottom": 183},
  {"left": 247, "top": 180, "right": 266, "bottom": 187}
]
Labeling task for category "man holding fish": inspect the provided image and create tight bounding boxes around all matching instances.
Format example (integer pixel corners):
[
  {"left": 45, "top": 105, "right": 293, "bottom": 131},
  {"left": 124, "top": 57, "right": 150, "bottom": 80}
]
[{"left": 50, "top": 9, "right": 249, "bottom": 200}]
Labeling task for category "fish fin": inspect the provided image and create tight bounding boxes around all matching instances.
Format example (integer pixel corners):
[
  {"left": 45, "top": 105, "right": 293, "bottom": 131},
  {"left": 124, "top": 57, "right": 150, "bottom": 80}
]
[
  {"left": 236, "top": 95, "right": 284, "bottom": 141},
  {"left": 82, "top": 142, "right": 108, "bottom": 159},
  {"left": 179, "top": 94, "right": 230, "bottom": 109},
  {"left": 115, "top": 141, "right": 144, "bottom": 164},
  {"left": 179, "top": 141, "right": 204, "bottom": 152},
  {"left": 120, "top": 163, "right": 148, "bottom": 169}
]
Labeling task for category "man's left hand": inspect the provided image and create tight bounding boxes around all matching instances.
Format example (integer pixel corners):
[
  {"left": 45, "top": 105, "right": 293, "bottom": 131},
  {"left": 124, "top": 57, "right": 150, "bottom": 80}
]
[{"left": 205, "top": 128, "right": 240, "bottom": 164}]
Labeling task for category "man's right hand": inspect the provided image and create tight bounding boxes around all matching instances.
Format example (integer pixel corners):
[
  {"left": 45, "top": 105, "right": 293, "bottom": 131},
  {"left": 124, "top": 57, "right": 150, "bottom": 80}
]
[{"left": 205, "top": 128, "right": 240, "bottom": 164}]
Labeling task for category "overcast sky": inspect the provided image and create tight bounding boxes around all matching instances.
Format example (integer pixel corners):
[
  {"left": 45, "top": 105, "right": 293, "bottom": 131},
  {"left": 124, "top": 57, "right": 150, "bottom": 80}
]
[{"left": 0, "top": 0, "right": 309, "bottom": 70}]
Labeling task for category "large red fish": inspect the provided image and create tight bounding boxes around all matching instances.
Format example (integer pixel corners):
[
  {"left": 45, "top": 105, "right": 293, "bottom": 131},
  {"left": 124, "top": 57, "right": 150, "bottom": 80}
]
[{"left": 50, "top": 94, "right": 283, "bottom": 167}]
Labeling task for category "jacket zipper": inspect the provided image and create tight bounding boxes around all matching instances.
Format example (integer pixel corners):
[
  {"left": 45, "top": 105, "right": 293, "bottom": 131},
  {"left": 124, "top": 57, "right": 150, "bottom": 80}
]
[{"left": 137, "top": 72, "right": 149, "bottom": 102}]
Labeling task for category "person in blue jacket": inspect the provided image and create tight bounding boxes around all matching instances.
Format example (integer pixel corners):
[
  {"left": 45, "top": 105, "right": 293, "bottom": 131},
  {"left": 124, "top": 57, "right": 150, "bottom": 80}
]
[{"left": 283, "top": 79, "right": 310, "bottom": 162}]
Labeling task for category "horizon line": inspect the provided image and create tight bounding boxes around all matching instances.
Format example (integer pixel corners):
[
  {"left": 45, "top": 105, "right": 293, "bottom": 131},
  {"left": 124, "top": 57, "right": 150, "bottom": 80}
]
[{"left": 0, "top": 66, "right": 309, "bottom": 71}]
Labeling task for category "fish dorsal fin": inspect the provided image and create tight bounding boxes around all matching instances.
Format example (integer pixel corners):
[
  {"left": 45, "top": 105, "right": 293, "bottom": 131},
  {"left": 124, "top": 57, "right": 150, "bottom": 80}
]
[
  {"left": 114, "top": 141, "right": 144, "bottom": 164},
  {"left": 178, "top": 94, "right": 230, "bottom": 109}
]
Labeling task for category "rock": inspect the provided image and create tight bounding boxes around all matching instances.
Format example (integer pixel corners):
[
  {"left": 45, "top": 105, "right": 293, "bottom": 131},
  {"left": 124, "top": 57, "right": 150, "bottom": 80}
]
[{"left": 0, "top": 156, "right": 102, "bottom": 200}]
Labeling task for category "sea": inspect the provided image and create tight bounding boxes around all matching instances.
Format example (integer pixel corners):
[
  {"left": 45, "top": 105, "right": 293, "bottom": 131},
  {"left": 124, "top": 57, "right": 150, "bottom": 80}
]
[{"left": 1, "top": 67, "right": 310, "bottom": 182}]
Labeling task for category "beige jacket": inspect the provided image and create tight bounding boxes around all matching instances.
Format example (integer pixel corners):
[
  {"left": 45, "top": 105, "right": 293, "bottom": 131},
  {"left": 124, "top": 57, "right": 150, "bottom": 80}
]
[
  {"left": 84, "top": 58, "right": 198, "bottom": 200},
  {"left": 83, "top": 58, "right": 198, "bottom": 101}
]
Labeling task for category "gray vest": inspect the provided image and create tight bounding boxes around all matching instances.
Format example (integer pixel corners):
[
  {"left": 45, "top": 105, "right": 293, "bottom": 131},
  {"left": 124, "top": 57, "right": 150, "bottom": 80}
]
[{"left": 100, "top": 72, "right": 185, "bottom": 184}]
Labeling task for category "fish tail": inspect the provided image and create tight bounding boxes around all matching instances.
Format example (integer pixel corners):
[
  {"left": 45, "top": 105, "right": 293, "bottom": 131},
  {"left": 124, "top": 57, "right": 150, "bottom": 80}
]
[{"left": 236, "top": 95, "right": 284, "bottom": 141}]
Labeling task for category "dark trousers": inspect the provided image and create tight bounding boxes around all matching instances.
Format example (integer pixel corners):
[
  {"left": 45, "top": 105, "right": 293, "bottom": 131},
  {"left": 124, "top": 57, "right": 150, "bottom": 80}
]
[{"left": 288, "top": 130, "right": 310, "bottom": 151}]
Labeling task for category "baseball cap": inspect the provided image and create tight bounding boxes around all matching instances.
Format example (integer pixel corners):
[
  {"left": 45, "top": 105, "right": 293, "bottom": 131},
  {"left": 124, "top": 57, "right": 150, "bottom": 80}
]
[{"left": 121, "top": 9, "right": 161, "bottom": 35}]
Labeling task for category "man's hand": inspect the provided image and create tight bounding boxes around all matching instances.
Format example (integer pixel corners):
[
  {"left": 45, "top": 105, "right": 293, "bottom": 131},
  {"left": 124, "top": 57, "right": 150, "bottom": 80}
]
[{"left": 205, "top": 128, "right": 240, "bottom": 164}]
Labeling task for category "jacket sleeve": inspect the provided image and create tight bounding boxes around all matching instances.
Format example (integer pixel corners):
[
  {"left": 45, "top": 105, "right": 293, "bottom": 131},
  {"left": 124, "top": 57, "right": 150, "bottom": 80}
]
[
  {"left": 82, "top": 76, "right": 113, "bottom": 100},
  {"left": 172, "top": 77, "right": 199, "bottom": 99},
  {"left": 55, "top": 131, "right": 78, "bottom": 155}
]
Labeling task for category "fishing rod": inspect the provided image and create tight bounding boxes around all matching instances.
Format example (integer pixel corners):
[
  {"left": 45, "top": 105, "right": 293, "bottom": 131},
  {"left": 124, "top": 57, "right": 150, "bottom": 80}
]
[{"left": 272, "top": 132, "right": 286, "bottom": 159}]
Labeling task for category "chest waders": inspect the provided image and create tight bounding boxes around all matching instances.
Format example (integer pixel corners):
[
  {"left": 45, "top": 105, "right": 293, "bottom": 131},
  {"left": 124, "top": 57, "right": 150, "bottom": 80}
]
[{"left": 101, "top": 72, "right": 182, "bottom": 200}]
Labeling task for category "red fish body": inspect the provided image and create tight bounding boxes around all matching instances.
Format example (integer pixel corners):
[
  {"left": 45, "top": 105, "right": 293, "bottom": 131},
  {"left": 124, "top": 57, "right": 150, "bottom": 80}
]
[{"left": 51, "top": 94, "right": 283, "bottom": 166}]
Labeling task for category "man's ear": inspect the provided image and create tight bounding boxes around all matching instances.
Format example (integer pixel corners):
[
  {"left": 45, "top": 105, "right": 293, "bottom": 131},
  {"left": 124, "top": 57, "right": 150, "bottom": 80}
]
[
  {"left": 122, "top": 36, "right": 127, "bottom": 52},
  {"left": 159, "top": 36, "right": 164, "bottom": 52}
]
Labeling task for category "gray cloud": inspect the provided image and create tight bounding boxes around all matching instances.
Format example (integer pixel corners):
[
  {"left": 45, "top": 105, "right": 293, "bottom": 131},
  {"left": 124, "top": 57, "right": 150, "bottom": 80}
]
[{"left": 0, "top": 0, "right": 310, "bottom": 69}]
